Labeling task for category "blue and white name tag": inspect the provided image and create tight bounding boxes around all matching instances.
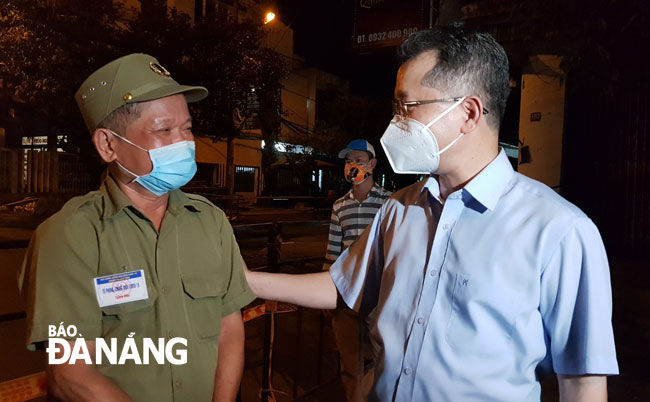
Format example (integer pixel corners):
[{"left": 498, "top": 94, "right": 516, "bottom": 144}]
[{"left": 94, "top": 270, "right": 149, "bottom": 308}]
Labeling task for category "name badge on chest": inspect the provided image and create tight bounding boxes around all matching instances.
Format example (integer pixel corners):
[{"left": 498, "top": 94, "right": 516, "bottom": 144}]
[{"left": 94, "top": 270, "right": 149, "bottom": 308}]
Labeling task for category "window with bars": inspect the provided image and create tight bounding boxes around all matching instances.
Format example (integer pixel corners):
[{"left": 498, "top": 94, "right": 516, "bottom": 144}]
[{"left": 234, "top": 165, "right": 257, "bottom": 192}]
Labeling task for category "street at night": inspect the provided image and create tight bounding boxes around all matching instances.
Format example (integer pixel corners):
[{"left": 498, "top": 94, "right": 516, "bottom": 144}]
[{"left": 1, "top": 0, "right": 649, "bottom": 401}]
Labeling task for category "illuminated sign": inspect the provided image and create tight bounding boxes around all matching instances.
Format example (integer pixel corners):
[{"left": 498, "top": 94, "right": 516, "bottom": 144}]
[
  {"left": 22, "top": 136, "right": 48, "bottom": 146},
  {"left": 352, "top": 0, "right": 430, "bottom": 53},
  {"left": 261, "top": 140, "right": 313, "bottom": 154}
]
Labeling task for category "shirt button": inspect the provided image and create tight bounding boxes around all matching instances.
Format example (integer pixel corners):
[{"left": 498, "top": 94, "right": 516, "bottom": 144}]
[
  {"left": 417, "top": 317, "right": 425, "bottom": 325},
  {"left": 403, "top": 367, "right": 412, "bottom": 376},
  {"left": 442, "top": 223, "right": 450, "bottom": 231},
  {"left": 169, "top": 330, "right": 175, "bottom": 338},
  {"left": 175, "top": 380, "right": 183, "bottom": 388},
  {"left": 161, "top": 286, "right": 169, "bottom": 294},
  {"left": 429, "top": 270, "right": 437, "bottom": 277}
]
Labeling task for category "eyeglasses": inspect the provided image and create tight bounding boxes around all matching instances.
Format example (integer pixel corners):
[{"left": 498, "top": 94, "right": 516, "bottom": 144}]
[{"left": 392, "top": 97, "right": 489, "bottom": 121}]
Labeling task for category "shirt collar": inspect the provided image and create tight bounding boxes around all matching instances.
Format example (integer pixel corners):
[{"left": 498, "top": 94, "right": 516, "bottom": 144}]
[
  {"left": 101, "top": 175, "right": 199, "bottom": 219},
  {"left": 421, "top": 148, "right": 514, "bottom": 211},
  {"left": 347, "top": 182, "right": 380, "bottom": 200},
  {"left": 167, "top": 189, "right": 199, "bottom": 216},
  {"left": 101, "top": 175, "right": 133, "bottom": 219}
]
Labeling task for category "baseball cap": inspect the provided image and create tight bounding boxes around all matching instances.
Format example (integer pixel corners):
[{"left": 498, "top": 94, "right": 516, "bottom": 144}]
[
  {"left": 75, "top": 53, "right": 208, "bottom": 133},
  {"left": 338, "top": 139, "right": 376, "bottom": 159}
]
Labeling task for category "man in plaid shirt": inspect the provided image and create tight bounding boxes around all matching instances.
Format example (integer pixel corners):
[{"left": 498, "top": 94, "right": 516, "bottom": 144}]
[{"left": 324, "top": 140, "right": 391, "bottom": 402}]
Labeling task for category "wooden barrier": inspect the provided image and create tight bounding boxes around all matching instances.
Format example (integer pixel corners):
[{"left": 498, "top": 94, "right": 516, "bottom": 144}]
[{"left": 0, "top": 373, "right": 47, "bottom": 402}]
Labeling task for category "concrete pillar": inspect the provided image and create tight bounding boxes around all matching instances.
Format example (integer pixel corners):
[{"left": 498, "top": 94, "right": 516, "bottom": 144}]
[{"left": 518, "top": 55, "right": 566, "bottom": 190}]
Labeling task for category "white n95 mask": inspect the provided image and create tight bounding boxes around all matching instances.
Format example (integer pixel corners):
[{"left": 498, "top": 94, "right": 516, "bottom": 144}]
[{"left": 380, "top": 96, "right": 465, "bottom": 174}]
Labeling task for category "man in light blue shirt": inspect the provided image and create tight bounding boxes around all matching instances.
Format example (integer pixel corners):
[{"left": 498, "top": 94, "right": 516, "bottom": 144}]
[{"left": 246, "top": 25, "right": 618, "bottom": 401}]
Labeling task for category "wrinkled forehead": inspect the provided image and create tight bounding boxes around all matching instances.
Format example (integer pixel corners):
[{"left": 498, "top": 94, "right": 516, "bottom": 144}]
[
  {"left": 395, "top": 51, "right": 439, "bottom": 99},
  {"left": 135, "top": 94, "right": 191, "bottom": 125}
]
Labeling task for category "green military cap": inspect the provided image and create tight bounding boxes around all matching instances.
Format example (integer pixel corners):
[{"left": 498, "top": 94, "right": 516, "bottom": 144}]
[{"left": 75, "top": 53, "right": 208, "bottom": 133}]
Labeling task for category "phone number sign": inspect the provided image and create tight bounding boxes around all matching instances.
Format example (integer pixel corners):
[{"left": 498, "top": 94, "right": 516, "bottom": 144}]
[{"left": 352, "top": 0, "right": 430, "bottom": 53}]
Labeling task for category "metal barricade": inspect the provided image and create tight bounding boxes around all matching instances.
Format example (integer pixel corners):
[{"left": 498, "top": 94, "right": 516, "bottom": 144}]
[{"left": 233, "top": 220, "right": 335, "bottom": 402}]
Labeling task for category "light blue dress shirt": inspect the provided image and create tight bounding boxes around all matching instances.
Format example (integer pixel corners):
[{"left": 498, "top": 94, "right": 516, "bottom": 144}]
[{"left": 330, "top": 150, "right": 618, "bottom": 402}]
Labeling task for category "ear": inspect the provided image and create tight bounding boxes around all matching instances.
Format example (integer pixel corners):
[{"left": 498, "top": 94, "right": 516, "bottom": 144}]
[
  {"left": 369, "top": 158, "right": 377, "bottom": 170},
  {"left": 459, "top": 96, "right": 484, "bottom": 134},
  {"left": 92, "top": 128, "right": 118, "bottom": 163}
]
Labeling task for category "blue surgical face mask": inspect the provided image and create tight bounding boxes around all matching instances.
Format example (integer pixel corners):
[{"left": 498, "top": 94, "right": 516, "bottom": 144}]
[{"left": 109, "top": 130, "right": 197, "bottom": 196}]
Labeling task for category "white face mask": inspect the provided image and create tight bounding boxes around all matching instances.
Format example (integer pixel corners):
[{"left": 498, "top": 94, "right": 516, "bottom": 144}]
[{"left": 380, "top": 96, "right": 465, "bottom": 174}]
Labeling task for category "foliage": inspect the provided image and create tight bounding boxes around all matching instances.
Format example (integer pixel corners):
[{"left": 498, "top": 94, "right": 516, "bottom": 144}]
[
  {"left": 122, "top": 7, "right": 287, "bottom": 142},
  {"left": 0, "top": 0, "right": 287, "bottom": 151},
  {"left": 0, "top": 0, "right": 122, "bottom": 153},
  {"left": 312, "top": 84, "right": 392, "bottom": 156},
  {"left": 512, "top": 0, "right": 650, "bottom": 95}
]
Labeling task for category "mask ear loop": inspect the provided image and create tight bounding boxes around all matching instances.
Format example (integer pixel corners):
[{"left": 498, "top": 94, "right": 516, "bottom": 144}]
[
  {"left": 424, "top": 96, "right": 466, "bottom": 129},
  {"left": 108, "top": 130, "right": 149, "bottom": 152},
  {"left": 424, "top": 97, "right": 467, "bottom": 156},
  {"left": 114, "top": 160, "right": 141, "bottom": 179},
  {"left": 108, "top": 130, "right": 150, "bottom": 179},
  {"left": 437, "top": 130, "right": 465, "bottom": 155}
]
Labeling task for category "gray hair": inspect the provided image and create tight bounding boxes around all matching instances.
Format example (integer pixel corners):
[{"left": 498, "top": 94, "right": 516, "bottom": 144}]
[
  {"left": 96, "top": 103, "right": 141, "bottom": 134},
  {"left": 397, "top": 24, "right": 510, "bottom": 129}
]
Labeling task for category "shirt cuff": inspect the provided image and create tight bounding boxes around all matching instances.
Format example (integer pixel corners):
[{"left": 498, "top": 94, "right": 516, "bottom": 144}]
[
  {"left": 221, "top": 288, "right": 256, "bottom": 317},
  {"left": 329, "top": 266, "right": 357, "bottom": 312},
  {"left": 554, "top": 354, "right": 620, "bottom": 376}
]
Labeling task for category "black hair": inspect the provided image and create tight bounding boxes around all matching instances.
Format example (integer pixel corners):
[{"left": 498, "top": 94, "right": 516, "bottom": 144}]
[{"left": 397, "top": 24, "right": 510, "bottom": 129}]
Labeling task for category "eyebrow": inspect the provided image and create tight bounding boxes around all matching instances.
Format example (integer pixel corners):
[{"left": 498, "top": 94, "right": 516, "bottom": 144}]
[
  {"left": 394, "top": 90, "right": 408, "bottom": 99},
  {"left": 150, "top": 117, "right": 192, "bottom": 128}
]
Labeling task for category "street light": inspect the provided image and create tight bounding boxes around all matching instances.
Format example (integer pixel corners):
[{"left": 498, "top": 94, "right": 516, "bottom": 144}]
[{"left": 264, "top": 11, "right": 275, "bottom": 24}]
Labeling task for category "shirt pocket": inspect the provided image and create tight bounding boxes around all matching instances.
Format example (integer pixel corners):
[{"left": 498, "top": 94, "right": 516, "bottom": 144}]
[
  {"left": 100, "top": 285, "right": 158, "bottom": 339},
  {"left": 445, "top": 272, "right": 521, "bottom": 358},
  {"left": 181, "top": 273, "right": 224, "bottom": 342},
  {"left": 100, "top": 291, "right": 158, "bottom": 315}
]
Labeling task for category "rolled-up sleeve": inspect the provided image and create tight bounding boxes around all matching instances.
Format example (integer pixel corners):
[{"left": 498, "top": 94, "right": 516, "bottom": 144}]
[
  {"left": 539, "top": 217, "right": 619, "bottom": 375},
  {"left": 329, "top": 205, "right": 385, "bottom": 315}
]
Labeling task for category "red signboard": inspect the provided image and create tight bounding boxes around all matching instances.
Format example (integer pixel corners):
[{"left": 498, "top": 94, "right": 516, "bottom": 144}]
[{"left": 352, "top": 0, "right": 431, "bottom": 53}]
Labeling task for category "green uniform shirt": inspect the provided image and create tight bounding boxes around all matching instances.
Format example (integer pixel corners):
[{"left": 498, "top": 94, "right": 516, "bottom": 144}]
[{"left": 19, "top": 176, "right": 255, "bottom": 401}]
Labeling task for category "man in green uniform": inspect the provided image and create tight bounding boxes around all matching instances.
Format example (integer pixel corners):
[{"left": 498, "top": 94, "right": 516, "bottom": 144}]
[{"left": 19, "top": 53, "right": 255, "bottom": 402}]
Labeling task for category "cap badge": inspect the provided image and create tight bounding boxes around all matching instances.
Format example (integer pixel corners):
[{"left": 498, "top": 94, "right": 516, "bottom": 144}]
[{"left": 149, "top": 62, "right": 171, "bottom": 77}]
